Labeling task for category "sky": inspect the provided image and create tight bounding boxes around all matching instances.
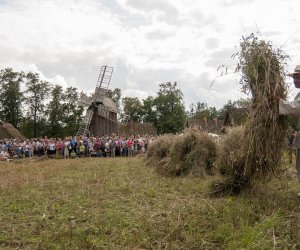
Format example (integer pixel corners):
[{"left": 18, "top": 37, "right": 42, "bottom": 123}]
[{"left": 0, "top": 0, "right": 300, "bottom": 110}]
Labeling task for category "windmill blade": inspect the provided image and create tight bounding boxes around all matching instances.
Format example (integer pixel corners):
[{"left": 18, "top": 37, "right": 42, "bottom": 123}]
[
  {"left": 84, "top": 109, "right": 94, "bottom": 124},
  {"left": 93, "top": 66, "right": 114, "bottom": 102}
]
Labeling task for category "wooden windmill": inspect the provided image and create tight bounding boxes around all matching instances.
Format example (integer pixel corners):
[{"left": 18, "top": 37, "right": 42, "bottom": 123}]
[{"left": 76, "top": 66, "right": 118, "bottom": 137}]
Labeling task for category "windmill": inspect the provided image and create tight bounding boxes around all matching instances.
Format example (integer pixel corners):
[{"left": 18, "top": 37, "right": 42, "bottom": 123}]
[{"left": 76, "top": 66, "right": 118, "bottom": 137}]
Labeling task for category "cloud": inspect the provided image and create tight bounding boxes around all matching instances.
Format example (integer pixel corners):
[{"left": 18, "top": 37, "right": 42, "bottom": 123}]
[
  {"left": 205, "top": 48, "right": 237, "bottom": 69},
  {"left": 221, "top": 0, "right": 256, "bottom": 7},
  {"left": 120, "top": 0, "right": 178, "bottom": 15},
  {"left": 1, "top": 0, "right": 300, "bottom": 113},
  {"left": 205, "top": 37, "right": 220, "bottom": 50}
]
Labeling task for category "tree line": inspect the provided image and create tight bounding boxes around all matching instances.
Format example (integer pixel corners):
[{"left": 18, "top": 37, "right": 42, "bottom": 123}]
[{"left": 0, "top": 68, "right": 250, "bottom": 138}]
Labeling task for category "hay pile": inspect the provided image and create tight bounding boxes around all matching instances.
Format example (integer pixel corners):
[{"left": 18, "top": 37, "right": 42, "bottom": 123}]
[
  {"left": 146, "top": 130, "right": 217, "bottom": 177},
  {"left": 212, "top": 34, "right": 288, "bottom": 195},
  {"left": 216, "top": 126, "right": 245, "bottom": 177},
  {"left": 146, "top": 134, "right": 175, "bottom": 165}
]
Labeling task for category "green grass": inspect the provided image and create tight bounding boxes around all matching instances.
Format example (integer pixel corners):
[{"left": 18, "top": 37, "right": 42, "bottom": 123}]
[{"left": 0, "top": 156, "right": 299, "bottom": 249}]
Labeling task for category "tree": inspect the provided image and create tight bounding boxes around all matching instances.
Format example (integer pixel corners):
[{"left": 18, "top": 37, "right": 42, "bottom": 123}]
[
  {"left": 24, "top": 72, "right": 51, "bottom": 137},
  {"left": 62, "top": 87, "right": 83, "bottom": 136},
  {"left": 154, "top": 82, "right": 186, "bottom": 134},
  {"left": 190, "top": 102, "right": 219, "bottom": 119},
  {"left": 46, "top": 85, "right": 65, "bottom": 137},
  {"left": 141, "top": 96, "right": 157, "bottom": 125},
  {"left": 121, "top": 97, "right": 143, "bottom": 122},
  {"left": 0, "top": 68, "right": 24, "bottom": 128}
]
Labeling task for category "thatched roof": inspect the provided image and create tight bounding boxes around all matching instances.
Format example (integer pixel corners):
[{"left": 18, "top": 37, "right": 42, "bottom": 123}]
[
  {"left": 79, "top": 88, "right": 118, "bottom": 113},
  {"left": 94, "top": 87, "right": 118, "bottom": 113},
  {"left": 223, "top": 107, "right": 248, "bottom": 127},
  {"left": 0, "top": 121, "right": 25, "bottom": 140},
  {"left": 186, "top": 118, "right": 223, "bottom": 134}
]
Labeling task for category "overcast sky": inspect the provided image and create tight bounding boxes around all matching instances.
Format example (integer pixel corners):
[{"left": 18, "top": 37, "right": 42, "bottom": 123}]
[{"left": 1, "top": 0, "right": 300, "bottom": 109}]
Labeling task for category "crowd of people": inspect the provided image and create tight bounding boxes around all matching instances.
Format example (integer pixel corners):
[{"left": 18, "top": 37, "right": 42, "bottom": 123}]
[{"left": 0, "top": 134, "right": 156, "bottom": 161}]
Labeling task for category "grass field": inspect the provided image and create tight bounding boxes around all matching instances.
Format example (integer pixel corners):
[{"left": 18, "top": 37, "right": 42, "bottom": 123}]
[{"left": 0, "top": 156, "right": 299, "bottom": 249}]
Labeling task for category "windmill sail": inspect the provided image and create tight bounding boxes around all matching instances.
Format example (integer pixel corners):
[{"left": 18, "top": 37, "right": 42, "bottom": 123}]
[{"left": 76, "top": 65, "right": 114, "bottom": 137}]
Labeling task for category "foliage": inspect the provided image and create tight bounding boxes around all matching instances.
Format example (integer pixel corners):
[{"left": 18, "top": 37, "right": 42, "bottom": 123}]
[
  {"left": 154, "top": 82, "right": 186, "bottom": 134},
  {"left": 141, "top": 96, "right": 157, "bottom": 126},
  {"left": 0, "top": 68, "right": 24, "bottom": 128},
  {"left": 24, "top": 72, "right": 51, "bottom": 137},
  {"left": 46, "top": 85, "right": 65, "bottom": 137},
  {"left": 121, "top": 97, "right": 143, "bottom": 122},
  {"left": 62, "top": 87, "right": 83, "bottom": 136},
  {"left": 188, "top": 101, "right": 219, "bottom": 120}
]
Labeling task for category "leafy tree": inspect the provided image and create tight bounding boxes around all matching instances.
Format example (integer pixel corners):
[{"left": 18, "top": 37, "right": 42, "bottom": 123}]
[
  {"left": 46, "top": 85, "right": 65, "bottom": 137},
  {"left": 20, "top": 116, "right": 48, "bottom": 138},
  {"left": 62, "top": 87, "right": 83, "bottom": 136},
  {"left": 122, "top": 97, "right": 143, "bottom": 122},
  {"left": 190, "top": 102, "right": 218, "bottom": 120},
  {"left": 24, "top": 72, "right": 51, "bottom": 137},
  {"left": 141, "top": 96, "right": 157, "bottom": 125},
  {"left": 0, "top": 68, "right": 24, "bottom": 128},
  {"left": 154, "top": 82, "right": 186, "bottom": 134}
]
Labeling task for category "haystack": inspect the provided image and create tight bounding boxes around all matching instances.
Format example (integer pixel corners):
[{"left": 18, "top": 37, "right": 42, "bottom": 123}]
[
  {"left": 0, "top": 121, "right": 24, "bottom": 140},
  {"left": 147, "top": 130, "right": 217, "bottom": 177},
  {"left": 146, "top": 134, "right": 175, "bottom": 165},
  {"left": 212, "top": 34, "right": 288, "bottom": 195},
  {"left": 216, "top": 126, "right": 245, "bottom": 177}
]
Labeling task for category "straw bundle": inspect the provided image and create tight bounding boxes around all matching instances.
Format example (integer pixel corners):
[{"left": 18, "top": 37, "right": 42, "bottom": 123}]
[
  {"left": 151, "top": 130, "right": 217, "bottom": 177},
  {"left": 240, "top": 35, "right": 288, "bottom": 178},
  {"left": 216, "top": 126, "right": 245, "bottom": 177},
  {"left": 212, "top": 34, "right": 288, "bottom": 195},
  {"left": 146, "top": 134, "right": 175, "bottom": 165}
]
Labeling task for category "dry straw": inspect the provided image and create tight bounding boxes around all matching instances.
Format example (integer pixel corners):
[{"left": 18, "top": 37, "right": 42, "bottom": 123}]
[
  {"left": 147, "top": 130, "right": 217, "bottom": 177},
  {"left": 146, "top": 134, "right": 175, "bottom": 165},
  {"left": 212, "top": 34, "right": 289, "bottom": 195}
]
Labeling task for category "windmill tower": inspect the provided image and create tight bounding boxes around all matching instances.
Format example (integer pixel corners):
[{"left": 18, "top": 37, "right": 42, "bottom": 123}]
[{"left": 76, "top": 66, "right": 118, "bottom": 137}]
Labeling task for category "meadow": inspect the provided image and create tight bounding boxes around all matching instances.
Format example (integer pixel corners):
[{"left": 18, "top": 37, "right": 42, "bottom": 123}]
[{"left": 0, "top": 156, "right": 299, "bottom": 249}]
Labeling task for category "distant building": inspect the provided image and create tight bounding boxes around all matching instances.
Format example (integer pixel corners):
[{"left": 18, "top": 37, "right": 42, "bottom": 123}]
[
  {"left": 222, "top": 107, "right": 248, "bottom": 127},
  {"left": 186, "top": 117, "right": 223, "bottom": 134}
]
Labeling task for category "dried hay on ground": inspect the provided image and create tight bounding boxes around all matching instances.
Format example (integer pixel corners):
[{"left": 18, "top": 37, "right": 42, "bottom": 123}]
[
  {"left": 146, "top": 134, "right": 175, "bottom": 165},
  {"left": 211, "top": 34, "right": 288, "bottom": 195},
  {"left": 147, "top": 130, "right": 217, "bottom": 177},
  {"left": 216, "top": 126, "right": 245, "bottom": 177}
]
